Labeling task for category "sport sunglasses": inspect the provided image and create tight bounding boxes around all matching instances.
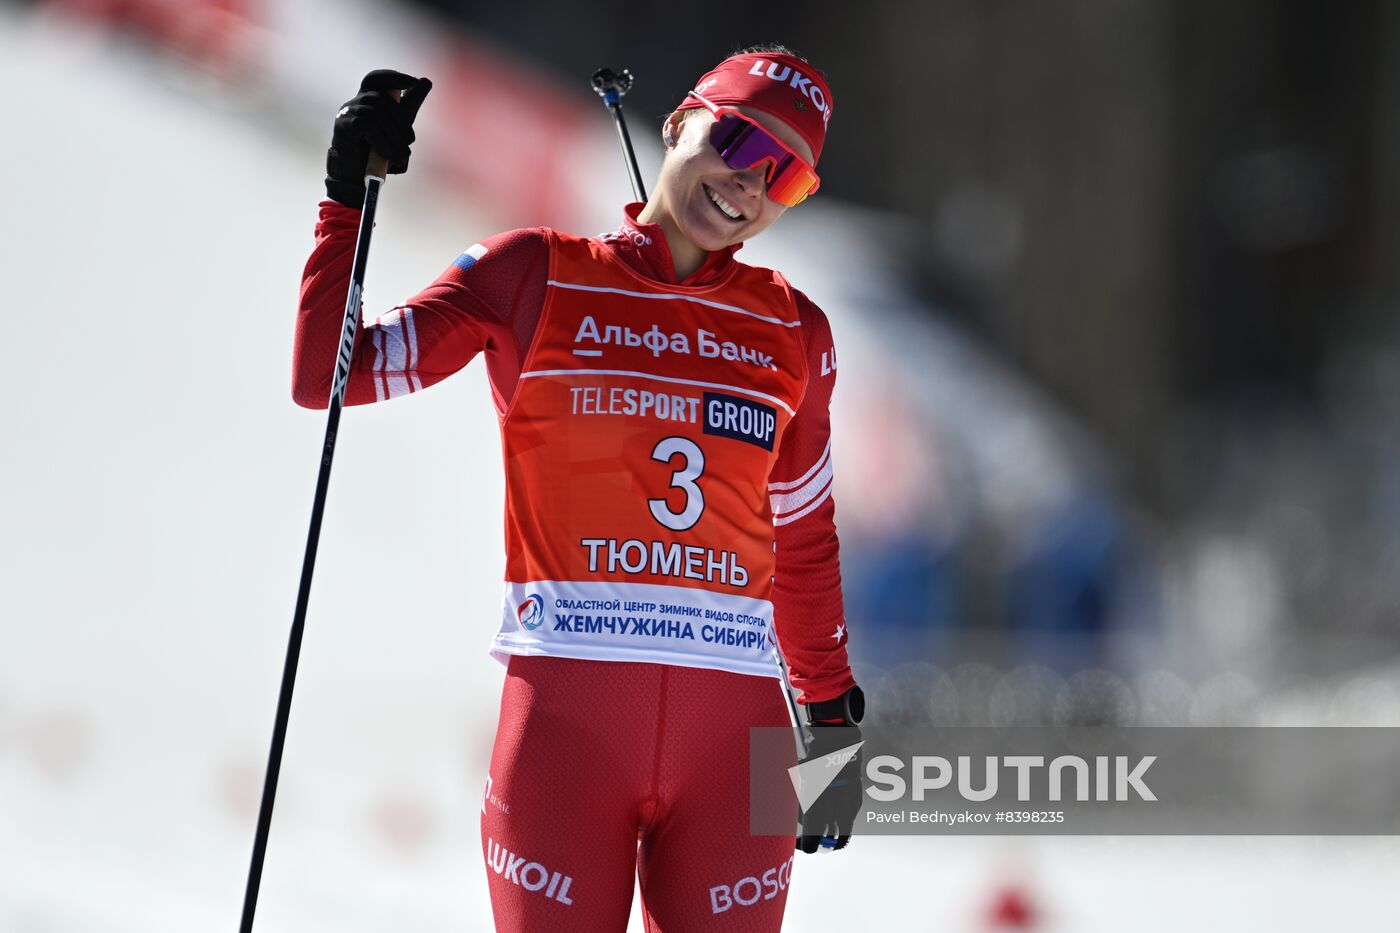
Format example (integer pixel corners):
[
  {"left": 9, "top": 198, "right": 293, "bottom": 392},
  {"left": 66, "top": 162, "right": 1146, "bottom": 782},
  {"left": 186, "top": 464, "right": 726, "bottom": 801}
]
[{"left": 688, "top": 91, "right": 821, "bottom": 208}]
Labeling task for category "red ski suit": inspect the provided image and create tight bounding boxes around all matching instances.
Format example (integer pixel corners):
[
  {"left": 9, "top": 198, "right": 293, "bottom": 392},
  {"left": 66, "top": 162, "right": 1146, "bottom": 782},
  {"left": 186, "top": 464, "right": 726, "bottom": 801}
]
[{"left": 293, "top": 200, "right": 855, "bottom": 931}]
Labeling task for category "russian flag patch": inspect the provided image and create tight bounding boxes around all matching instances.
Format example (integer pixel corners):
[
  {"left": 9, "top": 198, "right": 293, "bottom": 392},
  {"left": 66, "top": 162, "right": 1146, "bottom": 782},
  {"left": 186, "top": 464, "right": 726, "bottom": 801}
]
[{"left": 452, "top": 243, "right": 489, "bottom": 270}]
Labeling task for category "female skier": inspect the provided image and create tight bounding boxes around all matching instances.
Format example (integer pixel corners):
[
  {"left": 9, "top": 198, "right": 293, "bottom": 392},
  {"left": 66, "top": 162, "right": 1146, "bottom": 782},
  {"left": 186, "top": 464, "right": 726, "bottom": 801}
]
[{"left": 293, "top": 44, "right": 864, "bottom": 932}]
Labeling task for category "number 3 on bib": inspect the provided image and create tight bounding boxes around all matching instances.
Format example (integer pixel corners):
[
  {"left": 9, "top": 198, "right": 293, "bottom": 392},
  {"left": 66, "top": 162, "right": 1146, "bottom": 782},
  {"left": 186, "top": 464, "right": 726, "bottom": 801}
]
[{"left": 649, "top": 437, "right": 706, "bottom": 531}]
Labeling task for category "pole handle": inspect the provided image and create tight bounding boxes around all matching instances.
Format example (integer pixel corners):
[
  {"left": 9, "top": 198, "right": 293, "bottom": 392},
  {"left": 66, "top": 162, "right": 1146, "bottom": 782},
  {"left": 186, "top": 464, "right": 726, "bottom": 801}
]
[
  {"left": 591, "top": 67, "right": 634, "bottom": 100},
  {"left": 365, "top": 89, "right": 403, "bottom": 180},
  {"left": 591, "top": 67, "right": 647, "bottom": 203}
]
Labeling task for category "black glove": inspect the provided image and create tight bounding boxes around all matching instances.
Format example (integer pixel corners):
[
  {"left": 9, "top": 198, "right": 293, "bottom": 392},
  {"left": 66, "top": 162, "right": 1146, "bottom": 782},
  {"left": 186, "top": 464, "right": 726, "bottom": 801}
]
[
  {"left": 325, "top": 70, "right": 433, "bottom": 207},
  {"left": 796, "top": 685, "right": 865, "bottom": 854}
]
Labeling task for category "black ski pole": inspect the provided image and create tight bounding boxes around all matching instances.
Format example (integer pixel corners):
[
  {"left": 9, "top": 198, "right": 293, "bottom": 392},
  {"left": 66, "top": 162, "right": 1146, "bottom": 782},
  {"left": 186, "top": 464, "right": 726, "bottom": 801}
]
[
  {"left": 591, "top": 67, "right": 647, "bottom": 203},
  {"left": 239, "top": 102, "right": 399, "bottom": 933}
]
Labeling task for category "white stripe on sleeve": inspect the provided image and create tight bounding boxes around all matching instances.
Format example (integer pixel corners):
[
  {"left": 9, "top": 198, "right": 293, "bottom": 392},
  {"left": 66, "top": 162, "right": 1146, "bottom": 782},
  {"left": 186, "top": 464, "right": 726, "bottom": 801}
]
[
  {"left": 769, "top": 450, "right": 835, "bottom": 520},
  {"left": 371, "top": 327, "right": 386, "bottom": 401},
  {"left": 367, "top": 306, "right": 421, "bottom": 399},
  {"left": 401, "top": 306, "right": 422, "bottom": 392},
  {"left": 773, "top": 480, "right": 833, "bottom": 526}
]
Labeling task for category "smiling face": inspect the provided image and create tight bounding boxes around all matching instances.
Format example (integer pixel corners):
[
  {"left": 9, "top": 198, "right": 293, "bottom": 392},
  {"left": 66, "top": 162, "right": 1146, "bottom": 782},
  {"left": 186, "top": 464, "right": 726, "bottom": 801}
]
[{"left": 650, "top": 104, "right": 815, "bottom": 253}]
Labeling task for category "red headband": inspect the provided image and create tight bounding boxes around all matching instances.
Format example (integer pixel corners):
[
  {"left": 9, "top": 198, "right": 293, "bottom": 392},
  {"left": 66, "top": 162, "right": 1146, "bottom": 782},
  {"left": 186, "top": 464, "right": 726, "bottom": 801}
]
[{"left": 677, "top": 52, "right": 833, "bottom": 163}]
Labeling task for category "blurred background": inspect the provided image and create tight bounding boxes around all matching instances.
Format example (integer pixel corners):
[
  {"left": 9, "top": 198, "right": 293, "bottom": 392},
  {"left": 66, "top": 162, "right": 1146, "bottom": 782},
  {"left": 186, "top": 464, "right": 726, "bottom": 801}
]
[{"left": 4, "top": 0, "right": 1400, "bottom": 929}]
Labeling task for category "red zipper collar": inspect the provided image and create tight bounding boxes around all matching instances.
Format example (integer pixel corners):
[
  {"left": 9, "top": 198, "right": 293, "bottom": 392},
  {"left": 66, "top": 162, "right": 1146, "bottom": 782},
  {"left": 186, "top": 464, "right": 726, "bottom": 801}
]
[{"left": 598, "top": 202, "right": 742, "bottom": 287}]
